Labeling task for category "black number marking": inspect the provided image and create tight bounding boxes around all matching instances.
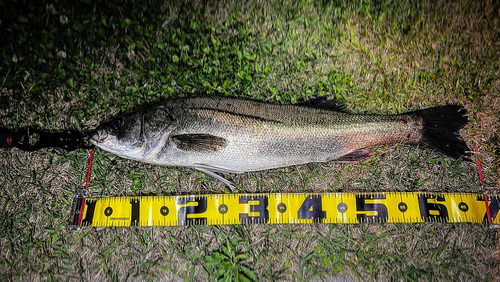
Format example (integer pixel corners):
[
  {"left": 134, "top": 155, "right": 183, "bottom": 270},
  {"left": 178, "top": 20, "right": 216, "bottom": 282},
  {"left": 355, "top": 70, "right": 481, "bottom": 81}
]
[
  {"left": 488, "top": 196, "right": 500, "bottom": 223},
  {"left": 81, "top": 200, "right": 97, "bottom": 226},
  {"left": 297, "top": 195, "right": 326, "bottom": 222},
  {"left": 356, "top": 194, "right": 388, "bottom": 223},
  {"left": 239, "top": 195, "right": 269, "bottom": 224},
  {"left": 477, "top": 195, "right": 500, "bottom": 224},
  {"left": 130, "top": 199, "right": 140, "bottom": 226},
  {"left": 177, "top": 196, "right": 208, "bottom": 225},
  {"left": 418, "top": 194, "right": 448, "bottom": 222}
]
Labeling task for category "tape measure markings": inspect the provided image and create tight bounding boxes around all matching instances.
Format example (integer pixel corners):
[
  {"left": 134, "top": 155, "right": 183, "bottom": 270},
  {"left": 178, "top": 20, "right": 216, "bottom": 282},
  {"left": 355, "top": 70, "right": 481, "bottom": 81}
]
[
  {"left": 68, "top": 192, "right": 500, "bottom": 228},
  {"left": 399, "top": 193, "right": 406, "bottom": 223},
  {"left": 66, "top": 146, "right": 500, "bottom": 229}
]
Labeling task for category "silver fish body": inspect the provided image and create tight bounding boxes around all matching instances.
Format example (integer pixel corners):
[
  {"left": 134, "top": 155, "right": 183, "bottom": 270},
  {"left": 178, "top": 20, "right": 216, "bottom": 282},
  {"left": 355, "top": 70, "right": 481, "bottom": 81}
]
[{"left": 91, "top": 97, "right": 469, "bottom": 187}]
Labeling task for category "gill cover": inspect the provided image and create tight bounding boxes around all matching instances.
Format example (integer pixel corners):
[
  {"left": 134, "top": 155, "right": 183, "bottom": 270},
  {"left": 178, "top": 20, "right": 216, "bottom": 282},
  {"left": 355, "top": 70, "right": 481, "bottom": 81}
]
[{"left": 92, "top": 105, "right": 174, "bottom": 154}]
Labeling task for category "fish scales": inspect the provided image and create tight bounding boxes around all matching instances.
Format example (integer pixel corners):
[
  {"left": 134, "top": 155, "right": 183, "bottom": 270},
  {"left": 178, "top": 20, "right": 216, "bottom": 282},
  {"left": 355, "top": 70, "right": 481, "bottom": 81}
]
[{"left": 92, "top": 97, "right": 468, "bottom": 188}]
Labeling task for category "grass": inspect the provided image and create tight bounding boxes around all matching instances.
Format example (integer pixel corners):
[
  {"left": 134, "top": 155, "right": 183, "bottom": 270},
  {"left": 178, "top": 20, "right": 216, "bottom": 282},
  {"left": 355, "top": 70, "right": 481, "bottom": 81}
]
[{"left": 1, "top": 0, "right": 499, "bottom": 280}]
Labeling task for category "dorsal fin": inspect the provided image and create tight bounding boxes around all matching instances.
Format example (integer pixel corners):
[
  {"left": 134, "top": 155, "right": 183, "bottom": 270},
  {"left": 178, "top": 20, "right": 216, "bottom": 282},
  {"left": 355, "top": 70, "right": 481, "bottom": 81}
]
[{"left": 298, "top": 97, "right": 346, "bottom": 112}]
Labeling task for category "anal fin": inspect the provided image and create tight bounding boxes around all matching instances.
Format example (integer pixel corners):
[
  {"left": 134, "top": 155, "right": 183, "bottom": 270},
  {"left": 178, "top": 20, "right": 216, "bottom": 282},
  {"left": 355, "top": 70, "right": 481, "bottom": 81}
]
[{"left": 335, "top": 149, "right": 373, "bottom": 163}]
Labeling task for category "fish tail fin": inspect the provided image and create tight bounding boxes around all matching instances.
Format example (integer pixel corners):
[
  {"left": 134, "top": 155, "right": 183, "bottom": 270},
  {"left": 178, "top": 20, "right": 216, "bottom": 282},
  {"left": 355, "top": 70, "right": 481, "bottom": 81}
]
[{"left": 413, "top": 105, "right": 470, "bottom": 159}]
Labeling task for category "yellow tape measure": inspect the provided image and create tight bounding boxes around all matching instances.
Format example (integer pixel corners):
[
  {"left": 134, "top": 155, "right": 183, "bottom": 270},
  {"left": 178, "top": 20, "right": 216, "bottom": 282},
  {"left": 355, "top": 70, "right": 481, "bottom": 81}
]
[{"left": 69, "top": 191, "right": 500, "bottom": 228}]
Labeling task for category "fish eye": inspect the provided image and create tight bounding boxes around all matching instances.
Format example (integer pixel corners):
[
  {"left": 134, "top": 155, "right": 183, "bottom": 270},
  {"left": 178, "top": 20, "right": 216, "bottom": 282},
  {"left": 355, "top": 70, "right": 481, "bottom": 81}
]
[{"left": 112, "top": 117, "right": 124, "bottom": 130}]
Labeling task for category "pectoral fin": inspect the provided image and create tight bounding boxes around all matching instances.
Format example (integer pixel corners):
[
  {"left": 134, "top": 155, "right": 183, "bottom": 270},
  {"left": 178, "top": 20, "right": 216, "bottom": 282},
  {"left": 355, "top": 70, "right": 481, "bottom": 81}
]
[
  {"left": 171, "top": 134, "right": 227, "bottom": 153},
  {"left": 335, "top": 149, "right": 373, "bottom": 163}
]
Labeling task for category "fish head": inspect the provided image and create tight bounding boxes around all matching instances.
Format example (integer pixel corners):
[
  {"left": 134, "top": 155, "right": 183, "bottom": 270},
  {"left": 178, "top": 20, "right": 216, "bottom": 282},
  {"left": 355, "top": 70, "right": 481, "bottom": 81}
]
[
  {"left": 90, "top": 112, "right": 145, "bottom": 154},
  {"left": 90, "top": 105, "right": 176, "bottom": 157}
]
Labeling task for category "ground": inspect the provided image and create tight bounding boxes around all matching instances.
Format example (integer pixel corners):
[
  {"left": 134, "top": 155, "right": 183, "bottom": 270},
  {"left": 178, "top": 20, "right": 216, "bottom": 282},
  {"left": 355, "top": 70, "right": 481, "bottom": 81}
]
[{"left": 0, "top": 0, "right": 499, "bottom": 281}]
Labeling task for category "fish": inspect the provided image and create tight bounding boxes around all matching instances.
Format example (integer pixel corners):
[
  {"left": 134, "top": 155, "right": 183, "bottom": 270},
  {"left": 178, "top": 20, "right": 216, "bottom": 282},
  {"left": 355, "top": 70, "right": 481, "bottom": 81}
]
[{"left": 90, "top": 97, "right": 470, "bottom": 189}]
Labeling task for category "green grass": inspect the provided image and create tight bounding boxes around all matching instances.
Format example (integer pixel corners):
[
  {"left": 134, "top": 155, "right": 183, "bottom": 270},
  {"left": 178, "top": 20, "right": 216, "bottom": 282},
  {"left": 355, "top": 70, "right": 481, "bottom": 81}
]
[{"left": 1, "top": 0, "right": 499, "bottom": 280}]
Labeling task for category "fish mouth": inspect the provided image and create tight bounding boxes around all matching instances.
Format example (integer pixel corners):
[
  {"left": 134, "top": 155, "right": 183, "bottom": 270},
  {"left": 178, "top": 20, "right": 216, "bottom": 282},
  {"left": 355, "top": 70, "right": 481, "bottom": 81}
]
[{"left": 90, "top": 131, "right": 108, "bottom": 144}]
